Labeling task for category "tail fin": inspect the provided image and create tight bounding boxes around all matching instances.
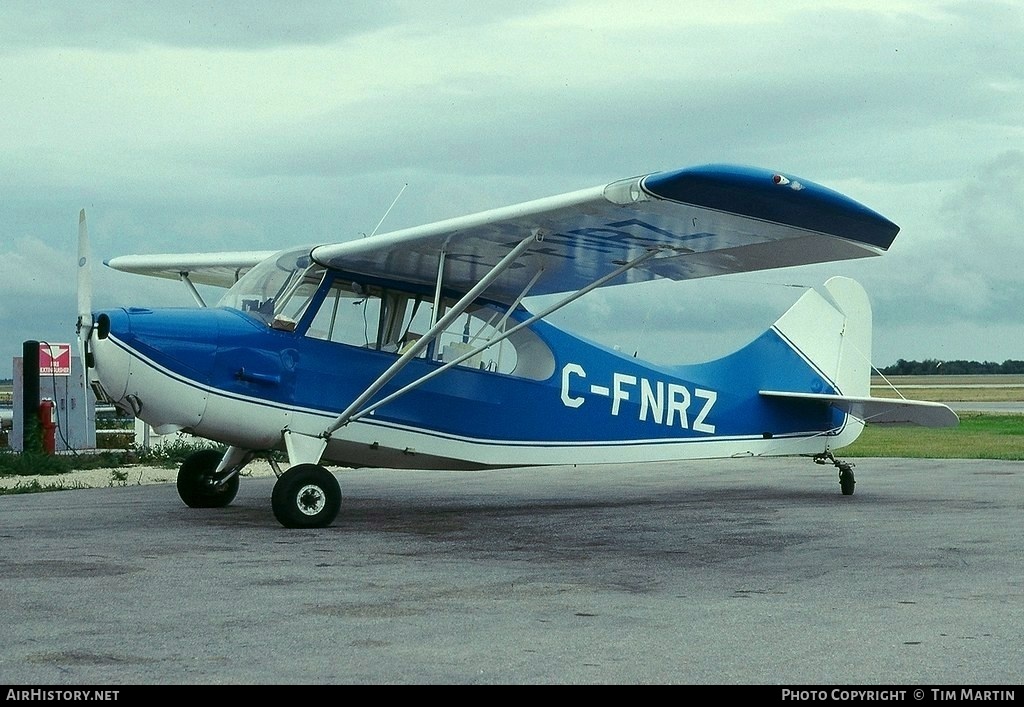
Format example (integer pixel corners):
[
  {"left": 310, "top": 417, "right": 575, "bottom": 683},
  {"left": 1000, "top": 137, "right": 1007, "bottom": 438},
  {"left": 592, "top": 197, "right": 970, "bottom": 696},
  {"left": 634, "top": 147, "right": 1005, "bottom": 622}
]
[
  {"left": 762, "top": 277, "right": 958, "bottom": 430},
  {"left": 772, "top": 276, "right": 872, "bottom": 398}
]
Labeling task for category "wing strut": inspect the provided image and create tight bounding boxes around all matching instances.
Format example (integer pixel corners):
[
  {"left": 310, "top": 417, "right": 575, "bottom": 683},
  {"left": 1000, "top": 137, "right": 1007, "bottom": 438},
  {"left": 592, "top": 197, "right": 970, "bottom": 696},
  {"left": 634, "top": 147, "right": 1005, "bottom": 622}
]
[
  {"left": 344, "top": 246, "right": 665, "bottom": 425},
  {"left": 321, "top": 230, "right": 543, "bottom": 438},
  {"left": 426, "top": 248, "right": 446, "bottom": 360},
  {"left": 179, "top": 273, "right": 208, "bottom": 307},
  {"left": 430, "top": 248, "right": 446, "bottom": 330}
]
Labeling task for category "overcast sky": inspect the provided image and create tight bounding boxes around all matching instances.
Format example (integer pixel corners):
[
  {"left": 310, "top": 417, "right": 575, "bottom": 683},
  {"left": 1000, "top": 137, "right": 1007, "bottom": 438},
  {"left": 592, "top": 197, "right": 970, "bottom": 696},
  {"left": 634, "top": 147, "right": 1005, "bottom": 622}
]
[{"left": 2, "top": 0, "right": 1022, "bottom": 373}]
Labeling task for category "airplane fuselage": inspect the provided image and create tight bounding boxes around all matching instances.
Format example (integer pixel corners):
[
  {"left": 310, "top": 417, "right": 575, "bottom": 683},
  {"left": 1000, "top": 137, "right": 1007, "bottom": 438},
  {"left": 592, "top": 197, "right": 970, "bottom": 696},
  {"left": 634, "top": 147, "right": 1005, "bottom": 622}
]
[{"left": 89, "top": 297, "right": 855, "bottom": 470}]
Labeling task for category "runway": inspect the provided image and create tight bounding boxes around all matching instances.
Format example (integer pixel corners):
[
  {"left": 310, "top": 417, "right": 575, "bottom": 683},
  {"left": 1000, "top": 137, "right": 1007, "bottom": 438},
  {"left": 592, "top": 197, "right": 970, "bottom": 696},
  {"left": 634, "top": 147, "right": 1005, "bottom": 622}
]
[
  {"left": 1, "top": 457, "right": 1021, "bottom": 685},
  {"left": 947, "top": 401, "right": 1024, "bottom": 414}
]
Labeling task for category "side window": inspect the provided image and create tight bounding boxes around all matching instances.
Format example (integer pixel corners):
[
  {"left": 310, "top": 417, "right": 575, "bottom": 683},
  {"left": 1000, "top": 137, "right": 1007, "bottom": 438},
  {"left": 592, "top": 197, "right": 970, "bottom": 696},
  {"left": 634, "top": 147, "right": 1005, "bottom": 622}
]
[
  {"left": 306, "top": 282, "right": 382, "bottom": 348},
  {"left": 391, "top": 297, "right": 515, "bottom": 371},
  {"left": 433, "top": 306, "right": 518, "bottom": 374},
  {"left": 303, "top": 277, "right": 551, "bottom": 380}
]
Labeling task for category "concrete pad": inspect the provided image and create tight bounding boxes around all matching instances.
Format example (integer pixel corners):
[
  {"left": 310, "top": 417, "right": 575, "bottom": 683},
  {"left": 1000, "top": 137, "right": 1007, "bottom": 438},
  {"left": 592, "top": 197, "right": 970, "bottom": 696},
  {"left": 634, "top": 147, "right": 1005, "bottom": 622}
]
[{"left": 0, "top": 457, "right": 1021, "bottom": 684}]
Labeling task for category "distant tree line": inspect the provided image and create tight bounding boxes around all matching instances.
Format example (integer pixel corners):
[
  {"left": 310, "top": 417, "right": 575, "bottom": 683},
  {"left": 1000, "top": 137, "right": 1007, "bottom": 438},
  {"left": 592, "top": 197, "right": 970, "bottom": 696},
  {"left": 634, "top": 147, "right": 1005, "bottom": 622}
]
[{"left": 879, "top": 359, "right": 1024, "bottom": 375}]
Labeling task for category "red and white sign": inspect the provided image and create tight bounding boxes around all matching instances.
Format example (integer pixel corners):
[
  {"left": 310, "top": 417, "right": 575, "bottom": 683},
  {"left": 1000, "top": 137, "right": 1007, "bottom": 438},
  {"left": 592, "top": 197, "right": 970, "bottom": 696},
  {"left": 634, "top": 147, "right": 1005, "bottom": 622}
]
[{"left": 40, "top": 343, "right": 71, "bottom": 376}]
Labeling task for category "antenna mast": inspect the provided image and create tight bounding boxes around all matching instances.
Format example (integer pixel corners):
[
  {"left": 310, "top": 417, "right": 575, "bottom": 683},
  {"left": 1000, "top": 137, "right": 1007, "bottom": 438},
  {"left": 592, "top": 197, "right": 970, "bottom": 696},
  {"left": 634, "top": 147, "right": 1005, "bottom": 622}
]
[{"left": 367, "top": 183, "right": 408, "bottom": 237}]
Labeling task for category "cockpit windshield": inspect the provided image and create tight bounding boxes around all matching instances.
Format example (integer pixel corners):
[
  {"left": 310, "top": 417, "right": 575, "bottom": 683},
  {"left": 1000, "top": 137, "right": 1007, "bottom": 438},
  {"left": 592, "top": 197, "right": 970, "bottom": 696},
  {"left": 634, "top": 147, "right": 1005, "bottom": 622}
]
[{"left": 217, "top": 247, "right": 326, "bottom": 330}]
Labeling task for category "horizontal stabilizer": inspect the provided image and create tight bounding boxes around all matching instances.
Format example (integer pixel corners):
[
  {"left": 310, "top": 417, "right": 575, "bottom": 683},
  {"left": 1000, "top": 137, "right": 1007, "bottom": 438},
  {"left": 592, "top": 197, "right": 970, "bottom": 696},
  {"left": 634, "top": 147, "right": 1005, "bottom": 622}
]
[{"left": 759, "top": 390, "right": 959, "bottom": 428}]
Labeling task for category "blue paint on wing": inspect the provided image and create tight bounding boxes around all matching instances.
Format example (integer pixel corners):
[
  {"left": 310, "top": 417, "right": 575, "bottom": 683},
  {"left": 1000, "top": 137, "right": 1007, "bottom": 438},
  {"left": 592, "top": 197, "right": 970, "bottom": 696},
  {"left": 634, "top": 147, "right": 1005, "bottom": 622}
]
[{"left": 643, "top": 164, "right": 899, "bottom": 249}]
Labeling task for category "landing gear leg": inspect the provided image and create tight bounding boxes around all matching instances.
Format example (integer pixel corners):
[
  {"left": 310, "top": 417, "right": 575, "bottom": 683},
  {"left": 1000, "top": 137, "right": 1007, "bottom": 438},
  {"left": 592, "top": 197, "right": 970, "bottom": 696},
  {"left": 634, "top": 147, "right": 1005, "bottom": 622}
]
[{"left": 814, "top": 450, "right": 856, "bottom": 496}]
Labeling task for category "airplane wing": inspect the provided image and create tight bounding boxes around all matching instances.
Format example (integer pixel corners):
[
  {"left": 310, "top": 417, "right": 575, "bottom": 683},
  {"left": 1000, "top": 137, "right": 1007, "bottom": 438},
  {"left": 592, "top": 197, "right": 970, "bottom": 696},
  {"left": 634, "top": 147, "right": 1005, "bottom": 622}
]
[
  {"left": 759, "top": 390, "right": 960, "bottom": 428},
  {"left": 310, "top": 164, "right": 900, "bottom": 303},
  {"left": 105, "top": 251, "right": 278, "bottom": 288},
  {"left": 105, "top": 164, "right": 898, "bottom": 302}
]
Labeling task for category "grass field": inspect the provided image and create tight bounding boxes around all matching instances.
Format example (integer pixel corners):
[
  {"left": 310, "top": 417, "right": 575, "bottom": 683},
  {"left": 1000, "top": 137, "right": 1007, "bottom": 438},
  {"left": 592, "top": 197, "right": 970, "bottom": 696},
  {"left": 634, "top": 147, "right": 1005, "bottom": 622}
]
[
  {"left": 852, "top": 376, "right": 1024, "bottom": 459},
  {"left": 844, "top": 412, "right": 1024, "bottom": 460}
]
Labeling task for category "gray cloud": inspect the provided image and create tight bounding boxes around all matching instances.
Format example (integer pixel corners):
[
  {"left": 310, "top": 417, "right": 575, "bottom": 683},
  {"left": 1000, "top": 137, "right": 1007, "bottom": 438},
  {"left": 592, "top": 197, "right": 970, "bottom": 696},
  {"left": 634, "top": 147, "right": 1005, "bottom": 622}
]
[
  {"left": 2, "top": 2, "right": 1022, "bottom": 369},
  {"left": 873, "top": 150, "right": 1024, "bottom": 327},
  {"left": 0, "top": 1, "right": 561, "bottom": 50}
]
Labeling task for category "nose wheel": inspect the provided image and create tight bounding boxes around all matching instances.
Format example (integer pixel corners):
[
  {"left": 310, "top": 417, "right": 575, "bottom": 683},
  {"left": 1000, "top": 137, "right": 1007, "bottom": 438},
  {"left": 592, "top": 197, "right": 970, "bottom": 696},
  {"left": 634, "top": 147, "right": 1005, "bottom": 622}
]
[
  {"left": 177, "top": 448, "right": 241, "bottom": 508},
  {"left": 271, "top": 464, "right": 341, "bottom": 528}
]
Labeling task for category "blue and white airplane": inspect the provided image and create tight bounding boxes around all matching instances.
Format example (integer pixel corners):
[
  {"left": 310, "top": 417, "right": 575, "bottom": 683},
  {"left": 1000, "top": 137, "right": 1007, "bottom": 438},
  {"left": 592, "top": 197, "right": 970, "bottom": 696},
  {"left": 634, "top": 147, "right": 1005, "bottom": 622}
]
[{"left": 76, "top": 164, "right": 958, "bottom": 528}]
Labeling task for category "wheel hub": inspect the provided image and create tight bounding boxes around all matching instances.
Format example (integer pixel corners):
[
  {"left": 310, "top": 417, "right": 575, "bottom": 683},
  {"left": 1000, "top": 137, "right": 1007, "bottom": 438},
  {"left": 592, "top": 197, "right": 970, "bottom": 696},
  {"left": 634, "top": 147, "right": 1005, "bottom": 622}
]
[{"left": 296, "top": 484, "right": 327, "bottom": 516}]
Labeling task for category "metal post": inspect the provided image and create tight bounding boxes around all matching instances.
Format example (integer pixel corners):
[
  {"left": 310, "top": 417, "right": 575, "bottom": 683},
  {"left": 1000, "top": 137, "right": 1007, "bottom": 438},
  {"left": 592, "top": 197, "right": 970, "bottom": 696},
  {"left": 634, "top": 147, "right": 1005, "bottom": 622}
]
[{"left": 22, "top": 340, "right": 41, "bottom": 453}]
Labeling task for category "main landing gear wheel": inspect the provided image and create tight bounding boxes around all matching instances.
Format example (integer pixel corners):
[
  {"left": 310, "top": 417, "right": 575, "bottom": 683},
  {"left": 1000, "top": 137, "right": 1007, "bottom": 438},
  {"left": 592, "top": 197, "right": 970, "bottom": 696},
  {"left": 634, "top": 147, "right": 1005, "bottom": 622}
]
[
  {"left": 271, "top": 464, "right": 341, "bottom": 529},
  {"left": 177, "top": 448, "right": 240, "bottom": 508}
]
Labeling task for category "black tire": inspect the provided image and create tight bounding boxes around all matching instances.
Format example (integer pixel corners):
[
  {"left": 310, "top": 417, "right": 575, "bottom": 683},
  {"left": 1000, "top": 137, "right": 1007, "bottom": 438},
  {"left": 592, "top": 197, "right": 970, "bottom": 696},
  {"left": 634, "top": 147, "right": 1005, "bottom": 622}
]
[
  {"left": 839, "top": 465, "right": 856, "bottom": 496},
  {"left": 177, "top": 448, "right": 240, "bottom": 508},
  {"left": 271, "top": 464, "right": 341, "bottom": 529}
]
